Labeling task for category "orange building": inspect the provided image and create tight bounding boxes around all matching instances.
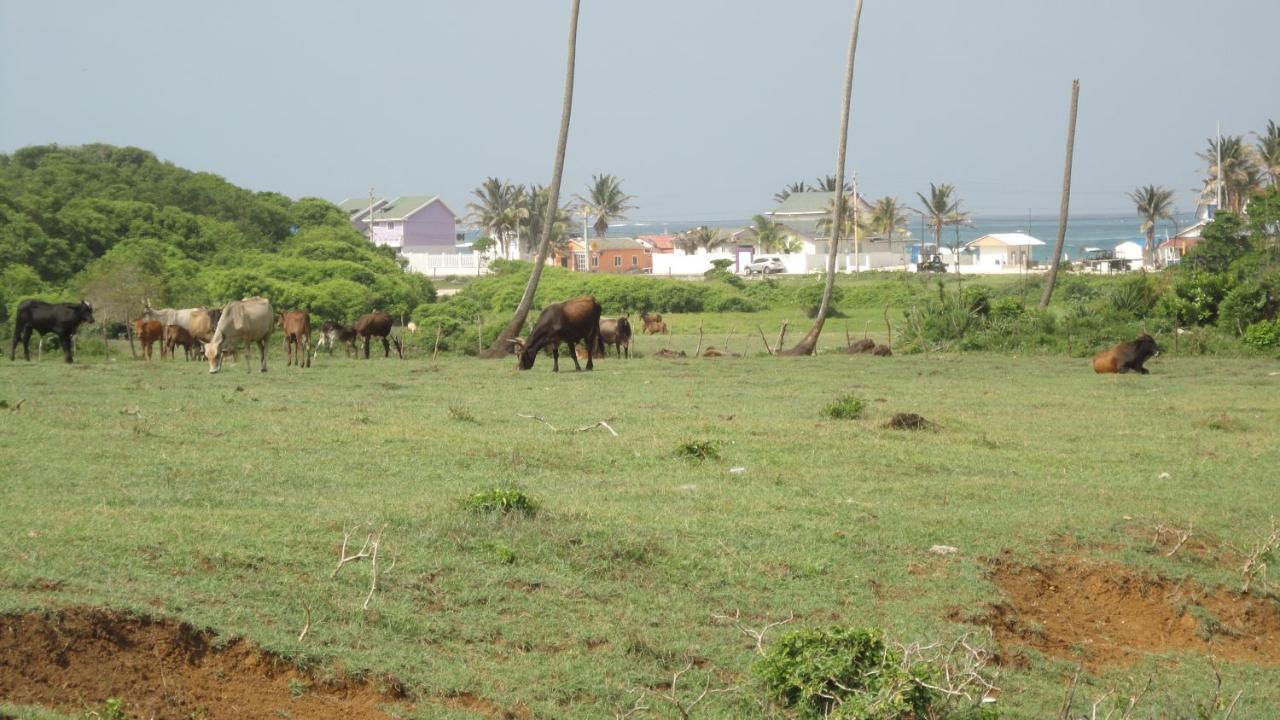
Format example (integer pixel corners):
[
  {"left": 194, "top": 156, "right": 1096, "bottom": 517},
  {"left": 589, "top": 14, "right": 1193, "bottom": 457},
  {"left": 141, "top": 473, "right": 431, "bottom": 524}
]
[{"left": 554, "top": 237, "right": 653, "bottom": 273}]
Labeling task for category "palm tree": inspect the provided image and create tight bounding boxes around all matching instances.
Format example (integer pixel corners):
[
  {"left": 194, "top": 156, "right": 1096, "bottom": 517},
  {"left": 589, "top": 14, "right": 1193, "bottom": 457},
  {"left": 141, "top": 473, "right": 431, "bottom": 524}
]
[
  {"left": 1127, "top": 184, "right": 1175, "bottom": 255},
  {"left": 574, "top": 174, "right": 635, "bottom": 239},
  {"left": 865, "top": 196, "right": 907, "bottom": 246},
  {"left": 781, "top": 0, "right": 864, "bottom": 356},
  {"left": 482, "top": 0, "right": 580, "bottom": 358},
  {"left": 751, "top": 214, "right": 789, "bottom": 252},
  {"left": 466, "top": 177, "right": 523, "bottom": 257},
  {"left": 677, "top": 226, "right": 726, "bottom": 253},
  {"left": 1256, "top": 120, "right": 1280, "bottom": 187},
  {"left": 520, "top": 184, "right": 572, "bottom": 255},
  {"left": 914, "top": 183, "right": 963, "bottom": 255},
  {"left": 1199, "top": 135, "right": 1260, "bottom": 212},
  {"left": 813, "top": 175, "right": 853, "bottom": 192},
  {"left": 773, "top": 181, "right": 812, "bottom": 204}
]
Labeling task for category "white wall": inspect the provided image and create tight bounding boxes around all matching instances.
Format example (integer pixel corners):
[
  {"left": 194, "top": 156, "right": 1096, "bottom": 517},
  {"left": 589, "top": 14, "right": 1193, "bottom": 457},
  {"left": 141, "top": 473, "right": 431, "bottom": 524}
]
[{"left": 402, "top": 252, "right": 489, "bottom": 277}]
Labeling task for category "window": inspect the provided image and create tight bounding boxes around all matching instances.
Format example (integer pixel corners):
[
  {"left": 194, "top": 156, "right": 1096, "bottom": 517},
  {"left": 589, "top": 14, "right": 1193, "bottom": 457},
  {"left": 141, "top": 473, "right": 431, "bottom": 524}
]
[
  {"left": 592, "top": 255, "right": 599, "bottom": 267},
  {"left": 631, "top": 255, "right": 638, "bottom": 266},
  {"left": 614, "top": 255, "right": 622, "bottom": 267}
]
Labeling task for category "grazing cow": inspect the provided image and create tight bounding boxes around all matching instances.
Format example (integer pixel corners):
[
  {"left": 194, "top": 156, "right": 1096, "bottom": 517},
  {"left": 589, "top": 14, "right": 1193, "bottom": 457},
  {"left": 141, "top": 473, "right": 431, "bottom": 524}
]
[
  {"left": 315, "top": 321, "right": 358, "bottom": 358},
  {"left": 353, "top": 310, "right": 402, "bottom": 359},
  {"left": 132, "top": 318, "right": 165, "bottom": 360},
  {"left": 518, "top": 296, "right": 602, "bottom": 372},
  {"left": 1092, "top": 333, "right": 1159, "bottom": 375},
  {"left": 595, "top": 316, "right": 633, "bottom": 358},
  {"left": 10, "top": 300, "right": 96, "bottom": 364},
  {"left": 278, "top": 310, "right": 312, "bottom": 368},
  {"left": 640, "top": 311, "right": 668, "bottom": 335},
  {"left": 205, "top": 297, "right": 274, "bottom": 374},
  {"left": 163, "top": 324, "right": 196, "bottom": 360}
]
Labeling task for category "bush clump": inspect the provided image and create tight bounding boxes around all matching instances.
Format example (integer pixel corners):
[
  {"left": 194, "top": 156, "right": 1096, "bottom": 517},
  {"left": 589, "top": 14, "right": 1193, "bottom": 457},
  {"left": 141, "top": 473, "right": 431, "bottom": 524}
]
[
  {"left": 1241, "top": 320, "right": 1280, "bottom": 351},
  {"left": 822, "top": 394, "right": 866, "bottom": 420},
  {"left": 754, "top": 627, "right": 996, "bottom": 720},
  {"left": 462, "top": 488, "right": 539, "bottom": 517},
  {"left": 675, "top": 439, "right": 721, "bottom": 461}
]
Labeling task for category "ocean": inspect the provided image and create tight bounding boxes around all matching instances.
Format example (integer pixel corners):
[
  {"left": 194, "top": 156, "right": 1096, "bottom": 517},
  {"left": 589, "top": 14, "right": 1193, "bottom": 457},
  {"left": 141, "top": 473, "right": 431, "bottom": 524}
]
[{"left": 604, "top": 211, "right": 1197, "bottom": 263}]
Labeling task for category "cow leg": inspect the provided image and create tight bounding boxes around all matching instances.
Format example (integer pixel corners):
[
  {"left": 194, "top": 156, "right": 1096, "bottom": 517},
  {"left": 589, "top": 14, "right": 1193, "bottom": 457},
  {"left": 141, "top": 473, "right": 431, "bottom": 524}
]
[
  {"left": 363, "top": 335, "right": 370, "bottom": 359},
  {"left": 60, "top": 333, "right": 74, "bottom": 363},
  {"left": 303, "top": 334, "right": 311, "bottom": 368},
  {"left": 284, "top": 335, "right": 292, "bottom": 366},
  {"left": 381, "top": 336, "right": 390, "bottom": 358},
  {"left": 18, "top": 326, "right": 33, "bottom": 361},
  {"left": 585, "top": 331, "right": 596, "bottom": 371},
  {"left": 569, "top": 341, "right": 582, "bottom": 371},
  {"left": 552, "top": 344, "right": 560, "bottom": 372}
]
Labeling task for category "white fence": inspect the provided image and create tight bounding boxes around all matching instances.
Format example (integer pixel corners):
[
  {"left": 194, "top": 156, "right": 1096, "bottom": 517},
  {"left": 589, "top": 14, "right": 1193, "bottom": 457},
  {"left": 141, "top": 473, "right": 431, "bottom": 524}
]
[{"left": 402, "top": 252, "right": 489, "bottom": 277}]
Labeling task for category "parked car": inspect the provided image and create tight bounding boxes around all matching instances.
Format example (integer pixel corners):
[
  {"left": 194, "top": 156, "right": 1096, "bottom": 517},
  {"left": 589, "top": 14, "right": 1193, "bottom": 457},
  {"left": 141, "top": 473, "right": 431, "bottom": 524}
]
[
  {"left": 916, "top": 254, "right": 947, "bottom": 273},
  {"left": 744, "top": 256, "right": 785, "bottom": 275}
]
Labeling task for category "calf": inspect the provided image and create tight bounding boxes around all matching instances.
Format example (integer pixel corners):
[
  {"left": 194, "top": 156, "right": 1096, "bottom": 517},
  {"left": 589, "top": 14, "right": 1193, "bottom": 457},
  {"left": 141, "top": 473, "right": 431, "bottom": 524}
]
[
  {"left": 10, "top": 300, "right": 95, "bottom": 364},
  {"left": 163, "top": 324, "right": 196, "bottom": 360},
  {"left": 315, "top": 321, "right": 358, "bottom": 358},
  {"left": 640, "top": 311, "right": 668, "bottom": 335},
  {"left": 596, "top": 316, "right": 633, "bottom": 358},
  {"left": 278, "top": 310, "right": 312, "bottom": 368},
  {"left": 1092, "top": 333, "right": 1159, "bottom": 374}
]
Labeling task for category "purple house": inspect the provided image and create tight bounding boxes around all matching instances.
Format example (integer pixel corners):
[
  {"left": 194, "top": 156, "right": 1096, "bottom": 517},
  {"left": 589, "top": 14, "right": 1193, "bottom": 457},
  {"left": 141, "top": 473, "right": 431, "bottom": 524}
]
[{"left": 338, "top": 195, "right": 459, "bottom": 251}]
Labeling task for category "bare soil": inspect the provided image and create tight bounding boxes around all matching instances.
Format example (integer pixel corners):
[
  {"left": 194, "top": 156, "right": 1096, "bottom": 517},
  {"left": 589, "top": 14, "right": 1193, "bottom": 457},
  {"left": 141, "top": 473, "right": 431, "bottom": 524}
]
[
  {"left": 0, "top": 606, "right": 408, "bottom": 719},
  {"left": 964, "top": 554, "right": 1280, "bottom": 669}
]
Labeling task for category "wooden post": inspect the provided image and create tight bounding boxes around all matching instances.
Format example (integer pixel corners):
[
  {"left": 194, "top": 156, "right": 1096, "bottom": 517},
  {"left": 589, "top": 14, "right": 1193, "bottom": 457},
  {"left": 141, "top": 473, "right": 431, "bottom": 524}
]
[
  {"left": 775, "top": 320, "right": 789, "bottom": 353},
  {"left": 695, "top": 321, "right": 705, "bottom": 357},
  {"left": 758, "top": 326, "right": 774, "bottom": 355},
  {"left": 476, "top": 316, "right": 483, "bottom": 354},
  {"left": 724, "top": 327, "right": 735, "bottom": 355},
  {"left": 432, "top": 325, "right": 443, "bottom": 362},
  {"left": 126, "top": 315, "right": 137, "bottom": 360},
  {"left": 883, "top": 305, "right": 891, "bottom": 347}
]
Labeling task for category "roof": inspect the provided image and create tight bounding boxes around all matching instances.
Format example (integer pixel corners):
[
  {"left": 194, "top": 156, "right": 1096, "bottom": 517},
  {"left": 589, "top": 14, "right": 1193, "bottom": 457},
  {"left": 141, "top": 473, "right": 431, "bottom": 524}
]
[
  {"left": 339, "top": 197, "right": 387, "bottom": 217},
  {"left": 967, "top": 233, "right": 1045, "bottom": 247},
  {"left": 779, "top": 218, "right": 822, "bottom": 239},
  {"left": 638, "top": 235, "right": 676, "bottom": 251},
  {"left": 1172, "top": 220, "right": 1207, "bottom": 240},
  {"left": 769, "top": 191, "right": 874, "bottom": 216},
  {"left": 369, "top": 195, "right": 440, "bottom": 220},
  {"left": 590, "top": 237, "right": 647, "bottom": 251}
]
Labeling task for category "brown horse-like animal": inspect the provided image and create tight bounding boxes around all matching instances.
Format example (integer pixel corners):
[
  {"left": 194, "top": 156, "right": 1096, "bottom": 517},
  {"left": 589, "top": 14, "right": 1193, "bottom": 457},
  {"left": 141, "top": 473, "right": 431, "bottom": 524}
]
[
  {"left": 640, "top": 311, "right": 668, "bottom": 334},
  {"left": 353, "top": 311, "right": 402, "bottom": 359},
  {"left": 278, "top": 310, "right": 312, "bottom": 368},
  {"left": 164, "top": 324, "right": 196, "bottom": 360},
  {"left": 596, "top": 316, "right": 633, "bottom": 358},
  {"left": 133, "top": 318, "right": 165, "bottom": 360},
  {"left": 1092, "top": 333, "right": 1159, "bottom": 374},
  {"left": 518, "top": 296, "right": 602, "bottom": 372}
]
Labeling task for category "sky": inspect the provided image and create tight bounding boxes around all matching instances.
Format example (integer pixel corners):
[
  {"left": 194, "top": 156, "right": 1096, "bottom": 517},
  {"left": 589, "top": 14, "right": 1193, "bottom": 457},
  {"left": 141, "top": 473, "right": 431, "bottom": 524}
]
[{"left": 2, "top": 0, "right": 1276, "bottom": 223}]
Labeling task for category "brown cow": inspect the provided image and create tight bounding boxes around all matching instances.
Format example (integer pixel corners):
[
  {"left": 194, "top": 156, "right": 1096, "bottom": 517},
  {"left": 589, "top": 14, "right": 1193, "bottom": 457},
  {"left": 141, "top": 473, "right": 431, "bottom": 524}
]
[
  {"left": 315, "top": 321, "right": 358, "bottom": 358},
  {"left": 163, "top": 324, "right": 196, "bottom": 360},
  {"left": 353, "top": 310, "right": 402, "bottom": 359},
  {"left": 278, "top": 310, "right": 312, "bottom": 368},
  {"left": 518, "top": 296, "right": 602, "bottom": 372},
  {"left": 640, "top": 311, "right": 668, "bottom": 334},
  {"left": 133, "top": 318, "right": 165, "bottom": 360},
  {"left": 1092, "top": 333, "right": 1159, "bottom": 374},
  {"left": 596, "top": 316, "right": 633, "bottom": 358}
]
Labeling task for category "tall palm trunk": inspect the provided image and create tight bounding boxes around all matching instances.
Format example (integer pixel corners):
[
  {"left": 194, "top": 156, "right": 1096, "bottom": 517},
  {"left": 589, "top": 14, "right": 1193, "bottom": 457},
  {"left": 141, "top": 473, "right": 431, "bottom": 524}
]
[
  {"left": 781, "top": 0, "right": 864, "bottom": 356},
  {"left": 481, "top": 0, "right": 580, "bottom": 358},
  {"left": 1038, "top": 79, "right": 1079, "bottom": 310}
]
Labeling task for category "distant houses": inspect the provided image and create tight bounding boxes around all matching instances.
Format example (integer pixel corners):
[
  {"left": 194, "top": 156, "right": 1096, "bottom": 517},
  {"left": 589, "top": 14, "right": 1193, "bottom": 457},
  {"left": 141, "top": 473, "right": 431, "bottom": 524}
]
[
  {"left": 1156, "top": 220, "right": 1206, "bottom": 266},
  {"left": 553, "top": 237, "right": 654, "bottom": 273},
  {"left": 766, "top": 191, "right": 874, "bottom": 256},
  {"left": 338, "top": 195, "right": 460, "bottom": 251},
  {"left": 965, "top": 233, "right": 1044, "bottom": 271}
]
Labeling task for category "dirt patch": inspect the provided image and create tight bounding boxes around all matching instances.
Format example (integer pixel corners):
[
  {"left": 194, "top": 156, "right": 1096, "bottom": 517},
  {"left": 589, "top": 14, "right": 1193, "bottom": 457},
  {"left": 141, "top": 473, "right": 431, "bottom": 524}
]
[
  {"left": 443, "top": 692, "right": 531, "bottom": 719},
  {"left": 962, "top": 554, "right": 1280, "bottom": 669},
  {"left": 885, "top": 412, "right": 937, "bottom": 430},
  {"left": 0, "top": 606, "right": 408, "bottom": 719}
]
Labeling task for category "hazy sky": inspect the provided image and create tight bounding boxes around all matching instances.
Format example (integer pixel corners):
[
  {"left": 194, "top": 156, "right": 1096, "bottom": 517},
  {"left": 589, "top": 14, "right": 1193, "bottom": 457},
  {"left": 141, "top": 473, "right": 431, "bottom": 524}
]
[{"left": 2, "top": 1, "right": 1276, "bottom": 222}]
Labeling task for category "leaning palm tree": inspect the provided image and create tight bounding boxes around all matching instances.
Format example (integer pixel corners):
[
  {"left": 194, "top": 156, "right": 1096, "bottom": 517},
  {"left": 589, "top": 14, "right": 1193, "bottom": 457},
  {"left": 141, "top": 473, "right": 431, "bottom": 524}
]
[
  {"left": 781, "top": 0, "right": 864, "bottom": 356},
  {"left": 1127, "top": 184, "right": 1175, "bottom": 256},
  {"left": 1255, "top": 120, "right": 1280, "bottom": 187},
  {"left": 482, "top": 0, "right": 580, "bottom": 358},
  {"left": 773, "top": 181, "right": 812, "bottom": 204},
  {"left": 914, "top": 183, "right": 963, "bottom": 255},
  {"left": 574, "top": 174, "right": 635, "bottom": 238}
]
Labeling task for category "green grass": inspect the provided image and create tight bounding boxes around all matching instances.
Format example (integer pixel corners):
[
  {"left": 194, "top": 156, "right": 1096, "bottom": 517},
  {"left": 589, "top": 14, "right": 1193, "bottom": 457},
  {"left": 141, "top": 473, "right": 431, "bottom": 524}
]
[{"left": 2, "top": 345, "right": 1279, "bottom": 718}]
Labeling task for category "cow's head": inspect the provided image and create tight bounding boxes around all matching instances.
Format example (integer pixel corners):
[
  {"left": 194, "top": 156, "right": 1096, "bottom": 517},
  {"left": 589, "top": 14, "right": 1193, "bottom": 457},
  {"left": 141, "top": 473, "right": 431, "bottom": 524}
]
[
  {"left": 204, "top": 337, "right": 225, "bottom": 373},
  {"left": 78, "top": 301, "right": 95, "bottom": 325}
]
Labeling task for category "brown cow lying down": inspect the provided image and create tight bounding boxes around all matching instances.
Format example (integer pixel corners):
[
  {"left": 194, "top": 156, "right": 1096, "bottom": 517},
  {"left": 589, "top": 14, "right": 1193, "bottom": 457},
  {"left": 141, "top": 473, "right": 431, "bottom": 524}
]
[
  {"left": 1092, "top": 333, "right": 1159, "bottom": 374},
  {"left": 653, "top": 348, "right": 687, "bottom": 358},
  {"left": 872, "top": 344, "right": 892, "bottom": 356},
  {"left": 845, "top": 338, "right": 876, "bottom": 353},
  {"left": 640, "top": 311, "right": 668, "bottom": 334}
]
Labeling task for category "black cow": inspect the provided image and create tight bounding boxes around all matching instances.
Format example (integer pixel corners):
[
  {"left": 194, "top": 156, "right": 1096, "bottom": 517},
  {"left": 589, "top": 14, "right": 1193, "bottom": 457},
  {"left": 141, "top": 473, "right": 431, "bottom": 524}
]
[{"left": 10, "top": 300, "right": 96, "bottom": 364}]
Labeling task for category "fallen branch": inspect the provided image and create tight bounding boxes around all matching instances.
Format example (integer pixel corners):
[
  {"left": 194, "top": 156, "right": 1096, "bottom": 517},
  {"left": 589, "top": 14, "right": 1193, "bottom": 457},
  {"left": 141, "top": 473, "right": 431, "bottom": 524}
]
[
  {"left": 757, "top": 326, "right": 774, "bottom": 355},
  {"left": 331, "top": 523, "right": 393, "bottom": 610},
  {"left": 518, "top": 413, "right": 619, "bottom": 436},
  {"left": 1241, "top": 518, "right": 1279, "bottom": 593},
  {"left": 298, "top": 602, "right": 312, "bottom": 642},
  {"left": 645, "top": 662, "right": 738, "bottom": 720},
  {"left": 712, "top": 609, "right": 794, "bottom": 656},
  {"left": 575, "top": 420, "right": 618, "bottom": 436}
]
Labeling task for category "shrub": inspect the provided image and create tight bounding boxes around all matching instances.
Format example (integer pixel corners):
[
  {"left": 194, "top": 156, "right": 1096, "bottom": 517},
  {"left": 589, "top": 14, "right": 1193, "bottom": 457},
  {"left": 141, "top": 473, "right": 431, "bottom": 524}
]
[
  {"left": 1157, "top": 272, "right": 1233, "bottom": 326},
  {"left": 755, "top": 627, "right": 978, "bottom": 720},
  {"left": 705, "top": 259, "right": 744, "bottom": 288},
  {"left": 1107, "top": 272, "right": 1163, "bottom": 318},
  {"left": 462, "top": 488, "right": 539, "bottom": 516},
  {"left": 1218, "top": 281, "right": 1276, "bottom": 335},
  {"left": 1242, "top": 320, "right": 1280, "bottom": 351},
  {"left": 822, "top": 394, "right": 866, "bottom": 420},
  {"left": 796, "top": 281, "right": 845, "bottom": 318},
  {"left": 675, "top": 439, "right": 720, "bottom": 461}
]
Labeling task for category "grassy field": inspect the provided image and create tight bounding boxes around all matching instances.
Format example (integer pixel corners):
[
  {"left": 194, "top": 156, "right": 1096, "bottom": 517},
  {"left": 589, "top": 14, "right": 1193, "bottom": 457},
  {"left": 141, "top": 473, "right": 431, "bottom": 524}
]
[{"left": 2, "top": 339, "right": 1279, "bottom": 718}]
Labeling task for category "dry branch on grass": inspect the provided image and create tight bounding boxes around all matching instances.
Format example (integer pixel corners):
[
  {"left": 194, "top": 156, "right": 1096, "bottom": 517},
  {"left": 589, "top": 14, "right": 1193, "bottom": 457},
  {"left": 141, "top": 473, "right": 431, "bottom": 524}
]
[
  {"left": 642, "top": 662, "right": 738, "bottom": 720},
  {"left": 298, "top": 602, "right": 312, "bottom": 642},
  {"left": 1152, "top": 522, "right": 1194, "bottom": 557},
  {"left": 1240, "top": 518, "right": 1279, "bottom": 594},
  {"left": 711, "top": 609, "right": 794, "bottom": 656},
  {"left": 332, "top": 523, "right": 395, "bottom": 610},
  {"left": 517, "top": 413, "right": 618, "bottom": 436},
  {"left": 896, "top": 630, "right": 1000, "bottom": 708}
]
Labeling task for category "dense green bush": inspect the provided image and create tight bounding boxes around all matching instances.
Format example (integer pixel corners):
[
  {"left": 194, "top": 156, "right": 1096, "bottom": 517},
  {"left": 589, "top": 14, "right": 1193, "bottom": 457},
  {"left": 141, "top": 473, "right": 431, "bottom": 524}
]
[
  {"left": 755, "top": 627, "right": 996, "bottom": 720},
  {"left": 1156, "top": 272, "right": 1234, "bottom": 326},
  {"left": 821, "top": 394, "right": 865, "bottom": 420},
  {"left": 461, "top": 488, "right": 539, "bottom": 517},
  {"left": 1241, "top": 320, "right": 1280, "bottom": 350}
]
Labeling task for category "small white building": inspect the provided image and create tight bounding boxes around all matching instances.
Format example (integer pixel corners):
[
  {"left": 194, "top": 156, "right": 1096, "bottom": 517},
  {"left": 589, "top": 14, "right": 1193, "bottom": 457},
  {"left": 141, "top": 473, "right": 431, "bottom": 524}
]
[{"left": 965, "top": 233, "right": 1044, "bottom": 271}]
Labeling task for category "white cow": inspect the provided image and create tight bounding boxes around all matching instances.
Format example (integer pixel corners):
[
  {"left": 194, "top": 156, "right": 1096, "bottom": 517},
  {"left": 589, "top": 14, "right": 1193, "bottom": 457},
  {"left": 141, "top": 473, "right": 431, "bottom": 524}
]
[{"left": 205, "top": 297, "right": 274, "bottom": 374}]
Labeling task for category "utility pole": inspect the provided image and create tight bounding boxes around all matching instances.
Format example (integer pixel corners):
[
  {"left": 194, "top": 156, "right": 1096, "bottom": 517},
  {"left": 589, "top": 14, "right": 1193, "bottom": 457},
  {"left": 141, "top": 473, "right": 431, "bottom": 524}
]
[{"left": 1216, "top": 120, "right": 1223, "bottom": 211}]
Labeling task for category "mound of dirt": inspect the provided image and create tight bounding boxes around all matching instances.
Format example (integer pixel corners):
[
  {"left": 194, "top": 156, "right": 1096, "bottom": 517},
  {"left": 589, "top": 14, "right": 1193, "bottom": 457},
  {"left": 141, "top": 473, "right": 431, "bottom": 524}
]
[
  {"left": 885, "top": 413, "right": 936, "bottom": 430},
  {"left": 963, "top": 554, "right": 1280, "bottom": 669},
  {"left": 0, "top": 606, "right": 407, "bottom": 719}
]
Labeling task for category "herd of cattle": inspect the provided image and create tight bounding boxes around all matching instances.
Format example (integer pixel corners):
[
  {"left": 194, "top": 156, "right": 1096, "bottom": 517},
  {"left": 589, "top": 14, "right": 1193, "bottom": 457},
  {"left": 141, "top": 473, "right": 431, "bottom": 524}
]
[{"left": 8, "top": 296, "right": 1158, "bottom": 374}]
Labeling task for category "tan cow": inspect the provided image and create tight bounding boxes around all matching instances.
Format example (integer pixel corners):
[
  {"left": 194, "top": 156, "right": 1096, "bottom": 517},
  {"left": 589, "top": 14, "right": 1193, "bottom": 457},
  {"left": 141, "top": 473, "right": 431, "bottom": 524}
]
[{"left": 205, "top": 297, "right": 274, "bottom": 374}]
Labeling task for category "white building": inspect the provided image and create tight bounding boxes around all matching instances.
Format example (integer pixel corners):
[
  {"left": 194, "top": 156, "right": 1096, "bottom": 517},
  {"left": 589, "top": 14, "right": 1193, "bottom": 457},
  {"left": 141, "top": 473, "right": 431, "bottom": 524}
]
[{"left": 965, "top": 233, "right": 1044, "bottom": 272}]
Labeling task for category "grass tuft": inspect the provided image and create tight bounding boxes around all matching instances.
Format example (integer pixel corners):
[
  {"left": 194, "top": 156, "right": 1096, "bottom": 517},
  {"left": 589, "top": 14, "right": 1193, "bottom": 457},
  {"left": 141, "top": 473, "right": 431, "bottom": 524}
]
[
  {"left": 461, "top": 488, "right": 539, "bottom": 517},
  {"left": 675, "top": 439, "right": 721, "bottom": 461},
  {"left": 821, "top": 393, "right": 866, "bottom": 420}
]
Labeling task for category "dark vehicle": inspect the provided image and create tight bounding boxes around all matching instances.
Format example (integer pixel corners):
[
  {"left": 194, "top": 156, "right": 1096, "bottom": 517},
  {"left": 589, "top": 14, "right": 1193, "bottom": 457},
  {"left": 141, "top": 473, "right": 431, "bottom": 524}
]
[{"left": 916, "top": 254, "right": 947, "bottom": 273}]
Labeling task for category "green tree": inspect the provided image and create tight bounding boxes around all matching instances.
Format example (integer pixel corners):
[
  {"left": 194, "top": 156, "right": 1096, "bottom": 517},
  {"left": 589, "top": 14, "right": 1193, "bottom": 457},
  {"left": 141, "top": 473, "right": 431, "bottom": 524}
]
[
  {"left": 573, "top": 174, "right": 635, "bottom": 239},
  {"left": 1255, "top": 120, "right": 1280, "bottom": 188},
  {"left": 864, "top": 196, "right": 907, "bottom": 246},
  {"left": 914, "top": 183, "right": 964, "bottom": 255},
  {"left": 1199, "top": 135, "right": 1262, "bottom": 212},
  {"left": 1127, "top": 184, "right": 1175, "bottom": 256},
  {"left": 466, "top": 178, "right": 527, "bottom": 258},
  {"left": 520, "top": 184, "right": 572, "bottom": 255},
  {"left": 1187, "top": 211, "right": 1251, "bottom": 272},
  {"left": 751, "top": 214, "right": 792, "bottom": 253},
  {"left": 813, "top": 175, "right": 852, "bottom": 192},
  {"left": 773, "top": 180, "right": 812, "bottom": 204}
]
